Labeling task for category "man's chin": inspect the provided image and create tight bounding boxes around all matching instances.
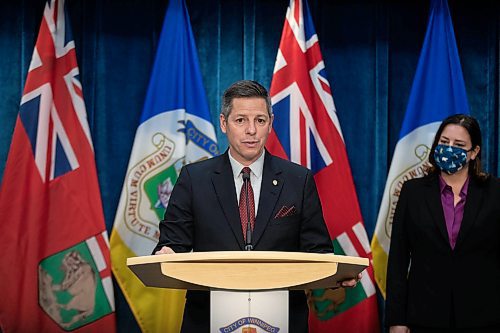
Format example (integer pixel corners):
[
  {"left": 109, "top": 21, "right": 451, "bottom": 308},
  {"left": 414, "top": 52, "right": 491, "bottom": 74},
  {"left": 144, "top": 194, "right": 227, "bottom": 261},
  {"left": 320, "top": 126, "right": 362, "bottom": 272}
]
[{"left": 242, "top": 149, "right": 263, "bottom": 162}]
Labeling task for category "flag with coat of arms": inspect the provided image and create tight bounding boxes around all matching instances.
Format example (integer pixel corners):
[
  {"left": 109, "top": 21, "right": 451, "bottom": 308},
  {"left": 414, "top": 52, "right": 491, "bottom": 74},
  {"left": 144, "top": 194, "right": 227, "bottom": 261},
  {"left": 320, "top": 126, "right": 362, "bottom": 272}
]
[
  {"left": 109, "top": 0, "right": 218, "bottom": 332},
  {"left": 0, "top": 0, "right": 115, "bottom": 332},
  {"left": 266, "top": 0, "right": 379, "bottom": 331},
  {"left": 371, "top": 0, "right": 470, "bottom": 297}
]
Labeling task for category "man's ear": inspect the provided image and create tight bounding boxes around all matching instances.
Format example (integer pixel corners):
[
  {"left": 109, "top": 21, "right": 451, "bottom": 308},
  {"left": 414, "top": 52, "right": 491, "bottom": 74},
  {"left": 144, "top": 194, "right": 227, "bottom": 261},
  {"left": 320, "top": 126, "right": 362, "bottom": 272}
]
[
  {"left": 268, "top": 114, "right": 274, "bottom": 133},
  {"left": 220, "top": 114, "right": 227, "bottom": 134}
]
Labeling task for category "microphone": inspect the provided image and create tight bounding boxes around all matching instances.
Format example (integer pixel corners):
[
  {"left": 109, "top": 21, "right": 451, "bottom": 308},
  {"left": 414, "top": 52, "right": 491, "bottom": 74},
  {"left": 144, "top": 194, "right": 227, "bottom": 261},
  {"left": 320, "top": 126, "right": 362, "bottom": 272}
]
[{"left": 242, "top": 171, "right": 253, "bottom": 251}]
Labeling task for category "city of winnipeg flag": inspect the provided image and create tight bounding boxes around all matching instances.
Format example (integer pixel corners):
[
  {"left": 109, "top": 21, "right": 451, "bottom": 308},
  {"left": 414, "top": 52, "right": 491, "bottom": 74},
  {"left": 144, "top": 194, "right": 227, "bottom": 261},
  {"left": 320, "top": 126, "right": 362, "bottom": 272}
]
[
  {"left": 266, "top": 0, "right": 379, "bottom": 331},
  {"left": 109, "top": 0, "right": 218, "bottom": 332},
  {"left": 371, "top": 0, "right": 470, "bottom": 297},
  {"left": 0, "top": 1, "right": 115, "bottom": 332}
]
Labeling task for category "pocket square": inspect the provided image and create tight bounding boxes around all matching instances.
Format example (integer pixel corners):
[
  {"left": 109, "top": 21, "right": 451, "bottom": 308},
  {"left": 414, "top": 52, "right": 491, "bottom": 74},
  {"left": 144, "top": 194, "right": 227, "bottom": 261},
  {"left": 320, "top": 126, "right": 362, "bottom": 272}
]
[{"left": 274, "top": 205, "right": 297, "bottom": 219}]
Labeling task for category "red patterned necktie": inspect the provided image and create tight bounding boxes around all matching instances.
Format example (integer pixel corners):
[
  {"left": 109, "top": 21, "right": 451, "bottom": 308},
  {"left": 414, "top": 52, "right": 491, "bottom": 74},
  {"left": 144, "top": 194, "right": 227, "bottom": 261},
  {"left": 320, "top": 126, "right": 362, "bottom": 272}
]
[{"left": 239, "top": 167, "right": 255, "bottom": 241}]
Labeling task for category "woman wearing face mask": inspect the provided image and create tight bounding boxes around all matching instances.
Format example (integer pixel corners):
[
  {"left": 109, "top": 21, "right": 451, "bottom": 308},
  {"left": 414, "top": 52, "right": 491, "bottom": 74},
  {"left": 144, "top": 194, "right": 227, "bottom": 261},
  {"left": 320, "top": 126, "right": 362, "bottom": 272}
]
[{"left": 386, "top": 114, "right": 500, "bottom": 333}]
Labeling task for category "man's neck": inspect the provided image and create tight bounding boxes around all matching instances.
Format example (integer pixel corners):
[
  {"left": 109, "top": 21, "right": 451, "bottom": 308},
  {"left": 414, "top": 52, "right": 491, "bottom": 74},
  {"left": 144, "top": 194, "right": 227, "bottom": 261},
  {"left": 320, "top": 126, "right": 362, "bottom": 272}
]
[{"left": 228, "top": 149, "right": 265, "bottom": 167}]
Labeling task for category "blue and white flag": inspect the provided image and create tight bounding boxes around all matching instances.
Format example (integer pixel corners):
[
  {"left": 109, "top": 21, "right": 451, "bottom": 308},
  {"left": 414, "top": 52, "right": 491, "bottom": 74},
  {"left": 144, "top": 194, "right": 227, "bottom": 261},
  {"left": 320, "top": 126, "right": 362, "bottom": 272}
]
[
  {"left": 371, "top": 0, "right": 469, "bottom": 297},
  {"left": 110, "top": 0, "right": 218, "bottom": 332}
]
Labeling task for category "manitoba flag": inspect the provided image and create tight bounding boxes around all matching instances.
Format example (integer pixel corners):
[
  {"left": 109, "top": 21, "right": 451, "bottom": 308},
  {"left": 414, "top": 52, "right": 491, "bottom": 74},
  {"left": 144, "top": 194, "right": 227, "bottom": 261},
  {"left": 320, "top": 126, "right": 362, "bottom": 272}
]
[
  {"left": 0, "top": 1, "right": 115, "bottom": 332},
  {"left": 266, "top": 0, "right": 379, "bottom": 332}
]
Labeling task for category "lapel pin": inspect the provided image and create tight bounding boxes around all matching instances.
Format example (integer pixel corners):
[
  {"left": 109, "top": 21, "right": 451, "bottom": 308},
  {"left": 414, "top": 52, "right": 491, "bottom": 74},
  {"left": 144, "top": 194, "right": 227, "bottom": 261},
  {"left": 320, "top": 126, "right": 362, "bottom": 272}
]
[{"left": 273, "top": 180, "right": 278, "bottom": 186}]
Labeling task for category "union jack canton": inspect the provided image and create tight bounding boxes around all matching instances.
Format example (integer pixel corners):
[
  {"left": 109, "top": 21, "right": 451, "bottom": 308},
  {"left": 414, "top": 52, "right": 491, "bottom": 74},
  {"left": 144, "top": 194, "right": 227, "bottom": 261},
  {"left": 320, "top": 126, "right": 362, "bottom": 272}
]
[{"left": 19, "top": 0, "right": 91, "bottom": 183}]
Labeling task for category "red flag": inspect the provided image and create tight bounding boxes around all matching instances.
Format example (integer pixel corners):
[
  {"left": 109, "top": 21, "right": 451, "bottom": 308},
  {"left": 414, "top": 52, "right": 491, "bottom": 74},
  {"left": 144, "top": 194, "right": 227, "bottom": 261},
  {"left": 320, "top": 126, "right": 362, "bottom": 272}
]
[
  {"left": 0, "top": 1, "right": 116, "bottom": 332},
  {"left": 267, "top": 0, "right": 379, "bottom": 331}
]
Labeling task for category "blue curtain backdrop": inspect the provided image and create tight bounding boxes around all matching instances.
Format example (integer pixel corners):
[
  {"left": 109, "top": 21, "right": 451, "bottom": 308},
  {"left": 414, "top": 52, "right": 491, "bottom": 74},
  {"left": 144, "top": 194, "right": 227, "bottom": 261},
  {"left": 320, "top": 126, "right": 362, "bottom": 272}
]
[{"left": 0, "top": 1, "right": 498, "bottom": 332}]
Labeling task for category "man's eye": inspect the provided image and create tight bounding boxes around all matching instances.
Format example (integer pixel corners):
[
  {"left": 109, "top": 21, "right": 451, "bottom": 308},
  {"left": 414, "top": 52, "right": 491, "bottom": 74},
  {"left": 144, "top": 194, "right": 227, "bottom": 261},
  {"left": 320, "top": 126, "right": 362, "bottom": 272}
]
[
  {"left": 257, "top": 118, "right": 266, "bottom": 124},
  {"left": 235, "top": 118, "right": 244, "bottom": 123}
]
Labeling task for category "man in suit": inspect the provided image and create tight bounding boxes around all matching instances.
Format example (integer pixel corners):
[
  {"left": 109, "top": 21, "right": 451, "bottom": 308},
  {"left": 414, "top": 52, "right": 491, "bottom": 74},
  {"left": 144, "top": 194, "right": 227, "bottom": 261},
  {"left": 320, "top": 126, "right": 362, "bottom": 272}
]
[{"left": 153, "top": 80, "right": 354, "bottom": 332}]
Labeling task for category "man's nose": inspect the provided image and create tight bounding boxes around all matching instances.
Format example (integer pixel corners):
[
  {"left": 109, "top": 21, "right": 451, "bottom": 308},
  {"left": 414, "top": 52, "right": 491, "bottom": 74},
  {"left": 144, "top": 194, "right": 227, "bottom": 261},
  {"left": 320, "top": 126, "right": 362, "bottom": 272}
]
[{"left": 246, "top": 121, "right": 257, "bottom": 134}]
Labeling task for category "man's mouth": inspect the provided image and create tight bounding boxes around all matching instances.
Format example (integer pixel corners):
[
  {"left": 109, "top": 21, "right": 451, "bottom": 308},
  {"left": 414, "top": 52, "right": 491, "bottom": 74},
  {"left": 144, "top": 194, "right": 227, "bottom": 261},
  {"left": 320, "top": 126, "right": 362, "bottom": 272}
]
[{"left": 242, "top": 140, "right": 259, "bottom": 147}]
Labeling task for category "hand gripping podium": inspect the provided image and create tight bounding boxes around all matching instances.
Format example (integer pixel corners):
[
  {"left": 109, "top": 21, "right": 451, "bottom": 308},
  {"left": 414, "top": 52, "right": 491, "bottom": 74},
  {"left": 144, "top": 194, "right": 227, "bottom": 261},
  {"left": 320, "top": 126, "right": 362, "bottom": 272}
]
[{"left": 127, "top": 251, "right": 368, "bottom": 332}]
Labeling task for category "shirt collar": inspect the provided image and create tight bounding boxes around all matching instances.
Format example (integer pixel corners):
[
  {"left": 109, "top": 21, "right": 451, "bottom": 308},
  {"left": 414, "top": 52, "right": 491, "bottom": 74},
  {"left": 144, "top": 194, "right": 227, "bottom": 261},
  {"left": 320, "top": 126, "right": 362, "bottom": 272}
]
[
  {"left": 228, "top": 149, "right": 265, "bottom": 179},
  {"left": 439, "top": 174, "right": 470, "bottom": 197},
  {"left": 438, "top": 175, "right": 449, "bottom": 193}
]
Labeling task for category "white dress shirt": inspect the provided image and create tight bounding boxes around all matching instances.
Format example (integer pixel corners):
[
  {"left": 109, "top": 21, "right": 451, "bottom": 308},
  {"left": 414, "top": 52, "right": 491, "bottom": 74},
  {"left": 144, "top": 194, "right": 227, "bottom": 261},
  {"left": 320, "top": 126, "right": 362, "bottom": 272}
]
[{"left": 228, "top": 149, "right": 265, "bottom": 216}]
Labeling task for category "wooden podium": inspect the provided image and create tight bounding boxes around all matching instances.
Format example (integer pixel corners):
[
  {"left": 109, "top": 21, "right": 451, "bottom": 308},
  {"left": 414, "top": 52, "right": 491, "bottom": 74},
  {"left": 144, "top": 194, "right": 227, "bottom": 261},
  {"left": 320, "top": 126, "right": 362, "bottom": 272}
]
[{"left": 127, "top": 251, "right": 368, "bottom": 332}]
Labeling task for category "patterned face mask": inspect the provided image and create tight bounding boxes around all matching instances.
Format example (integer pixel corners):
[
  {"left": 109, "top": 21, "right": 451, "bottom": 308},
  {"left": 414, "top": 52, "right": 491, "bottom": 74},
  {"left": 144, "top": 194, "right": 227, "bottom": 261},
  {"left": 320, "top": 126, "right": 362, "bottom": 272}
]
[{"left": 434, "top": 144, "right": 470, "bottom": 174}]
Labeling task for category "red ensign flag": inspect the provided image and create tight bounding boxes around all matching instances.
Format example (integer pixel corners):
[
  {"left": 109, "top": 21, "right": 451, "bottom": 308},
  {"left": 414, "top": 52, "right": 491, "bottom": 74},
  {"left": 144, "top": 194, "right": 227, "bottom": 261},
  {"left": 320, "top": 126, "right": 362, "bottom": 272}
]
[
  {"left": 0, "top": 1, "right": 115, "bottom": 332},
  {"left": 266, "top": 0, "right": 380, "bottom": 331}
]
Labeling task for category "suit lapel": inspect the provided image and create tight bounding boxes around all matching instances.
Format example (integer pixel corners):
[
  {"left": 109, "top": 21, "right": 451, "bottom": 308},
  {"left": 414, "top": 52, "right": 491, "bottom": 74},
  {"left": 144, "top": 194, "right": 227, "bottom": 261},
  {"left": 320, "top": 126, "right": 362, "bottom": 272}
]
[
  {"left": 455, "top": 178, "right": 483, "bottom": 248},
  {"left": 212, "top": 152, "right": 245, "bottom": 249},
  {"left": 252, "top": 153, "right": 283, "bottom": 247},
  {"left": 424, "top": 175, "right": 450, "bottom": 245}
]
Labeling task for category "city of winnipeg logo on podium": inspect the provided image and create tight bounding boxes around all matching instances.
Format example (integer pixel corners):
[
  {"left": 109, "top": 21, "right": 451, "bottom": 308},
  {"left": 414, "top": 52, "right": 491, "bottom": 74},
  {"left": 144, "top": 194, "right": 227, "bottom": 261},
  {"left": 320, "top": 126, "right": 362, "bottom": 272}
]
[
  {"left": 38, "top": 233, "right": 114, "bottom": 330},
  {"left": 219, "top": 317, "right": 280, "bottom": 333}
]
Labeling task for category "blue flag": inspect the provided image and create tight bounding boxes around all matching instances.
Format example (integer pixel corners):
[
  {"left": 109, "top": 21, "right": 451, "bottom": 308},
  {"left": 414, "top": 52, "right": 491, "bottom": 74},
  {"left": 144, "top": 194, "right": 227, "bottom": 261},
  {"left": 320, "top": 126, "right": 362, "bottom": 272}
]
[
  {"left": 399, "top": 0, "right": 470, "bottom": 138},
  {"left": 140, "top": 0, "right": 214, "bottom": 128},
  {"left": 372, "top": 0, "right": 469, "bottom": 296},
  {"left": 110, "top": 0, "right": 218, "bottom": 332}
]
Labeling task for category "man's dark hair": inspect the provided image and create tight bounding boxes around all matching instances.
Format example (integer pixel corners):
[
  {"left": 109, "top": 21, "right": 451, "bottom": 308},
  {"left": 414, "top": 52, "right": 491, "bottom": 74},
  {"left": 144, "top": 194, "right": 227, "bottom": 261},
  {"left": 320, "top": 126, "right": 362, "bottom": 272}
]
[
  {"left": 221, "top": 80, "right": 272, "bottom": 118},
  {"left": 427, "top": 113, "right": 488, "bottom": 181}
]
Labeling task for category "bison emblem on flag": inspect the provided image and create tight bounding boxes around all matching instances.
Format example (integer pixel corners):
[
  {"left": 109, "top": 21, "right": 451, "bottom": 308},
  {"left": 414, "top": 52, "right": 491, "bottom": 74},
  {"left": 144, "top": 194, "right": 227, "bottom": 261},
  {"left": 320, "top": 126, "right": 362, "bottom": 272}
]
[{"left": 38, "top": 233, "right": 114, "bottom": 330}]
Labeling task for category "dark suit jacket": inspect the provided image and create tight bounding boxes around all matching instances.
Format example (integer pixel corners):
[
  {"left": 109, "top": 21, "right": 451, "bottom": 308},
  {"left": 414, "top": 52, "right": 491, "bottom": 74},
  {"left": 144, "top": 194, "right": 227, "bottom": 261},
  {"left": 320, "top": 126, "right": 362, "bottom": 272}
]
[
  {"left": 386, "top": 174, "right": 500, "bottom": 329},
  {"left": 153, "top": 151, "right": 333, "bottom": 332}
]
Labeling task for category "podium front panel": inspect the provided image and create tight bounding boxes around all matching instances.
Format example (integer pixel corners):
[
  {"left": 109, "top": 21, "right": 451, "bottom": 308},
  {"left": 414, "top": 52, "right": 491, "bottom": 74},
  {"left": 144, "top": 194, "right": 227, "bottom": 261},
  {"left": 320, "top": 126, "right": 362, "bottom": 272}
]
[{"left": 210, "top": 290, "right": 288, "bottom": 333}]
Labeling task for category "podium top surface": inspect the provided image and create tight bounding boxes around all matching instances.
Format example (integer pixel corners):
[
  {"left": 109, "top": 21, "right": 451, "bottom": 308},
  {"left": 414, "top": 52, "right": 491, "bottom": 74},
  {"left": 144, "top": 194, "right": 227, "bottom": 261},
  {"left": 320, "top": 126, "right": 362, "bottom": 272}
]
[
  {"left": 127, "top": 251, "right": 368, "bottom": 291},
  {"left": 128, "top": 251, "right": 368, "bottom": 264}
]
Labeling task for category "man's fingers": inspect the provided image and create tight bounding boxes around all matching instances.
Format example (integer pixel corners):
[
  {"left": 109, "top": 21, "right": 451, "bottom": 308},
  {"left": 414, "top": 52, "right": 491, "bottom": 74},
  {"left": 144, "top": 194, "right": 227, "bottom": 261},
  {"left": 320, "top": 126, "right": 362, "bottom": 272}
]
[
  {"left": 338, "top": 272, "right": 363, "bottom": 288},
  {"left": 340, "top": 279, "right": 357, "bottom": 288},
  {"left": 155, "top": 246, "right": 175, "bottom": 254}
]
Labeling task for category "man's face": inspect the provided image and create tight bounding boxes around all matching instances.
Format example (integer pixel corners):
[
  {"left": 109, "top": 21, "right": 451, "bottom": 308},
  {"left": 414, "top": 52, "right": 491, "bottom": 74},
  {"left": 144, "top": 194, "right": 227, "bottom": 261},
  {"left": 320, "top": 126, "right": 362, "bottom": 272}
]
[{"left": 220, "top": 97, "right": 273, "bottom": 166}]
